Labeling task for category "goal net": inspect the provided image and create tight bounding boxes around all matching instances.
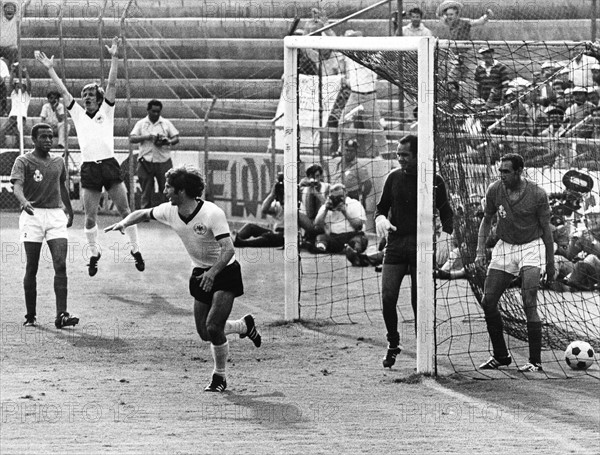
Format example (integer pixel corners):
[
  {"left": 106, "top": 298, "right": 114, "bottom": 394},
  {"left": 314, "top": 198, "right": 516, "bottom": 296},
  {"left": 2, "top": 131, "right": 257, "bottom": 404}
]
[{"left": 283, "top": 35, "right": 600, "bottom": 378}]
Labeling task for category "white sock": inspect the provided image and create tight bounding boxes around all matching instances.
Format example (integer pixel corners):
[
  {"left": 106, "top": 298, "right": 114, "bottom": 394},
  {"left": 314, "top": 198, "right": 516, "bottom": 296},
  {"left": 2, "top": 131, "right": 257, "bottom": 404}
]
[
  {"left": 125, "top": 225, "right": 140, "bottom": 253},
  {"left": 224, "top": 318, "right": 247, "bottom": 336},
  {"left": 84, "top": 225, "right": 100, "bottom": 257},
  {"left": 210, "top": 341, "right": 229, "bottom": 378}
]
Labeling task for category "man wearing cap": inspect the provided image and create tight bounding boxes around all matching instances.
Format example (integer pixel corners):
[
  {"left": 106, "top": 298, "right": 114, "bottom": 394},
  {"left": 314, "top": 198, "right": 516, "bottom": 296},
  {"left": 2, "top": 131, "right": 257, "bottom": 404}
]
[
  {"left": 437, "top": 1, "right": 493, "bottom": 40},
  {"left": 337, "top": 29, "right": 387, "bottom": 158},
  {"left": 474, "top": 47, "right": 510, "bottom": 108},
  {"left": 564, "top": 86, "right": 595, "bottom": 125},
  {"left": 539, "top": 106, "right": 567, "bottom": 137}
]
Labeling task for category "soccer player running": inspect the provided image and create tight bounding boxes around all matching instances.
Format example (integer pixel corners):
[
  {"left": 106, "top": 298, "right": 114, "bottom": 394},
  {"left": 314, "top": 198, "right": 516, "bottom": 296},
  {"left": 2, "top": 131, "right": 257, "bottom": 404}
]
[
  {"left": 375, "top": 135, "right": 454, "bottom": 368},
  {"left": 104, "top": 166, "right": 261, "bottom": 392},
  {"left": 475, "top": 153, "right": 555, "bottom": 372},
  {"left": 35, "top": 37, "right": 145, "bottom": 277},
  {"left": 10, "top": 123, "right": 78, "bottom": 329}
]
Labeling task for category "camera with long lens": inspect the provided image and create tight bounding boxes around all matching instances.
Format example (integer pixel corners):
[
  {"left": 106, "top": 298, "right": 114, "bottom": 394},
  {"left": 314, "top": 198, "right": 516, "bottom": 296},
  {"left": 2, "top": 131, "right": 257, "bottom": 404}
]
[
  {"left": 328, "top": 194, "right": 344, "bottom": 208},
  {"left": 548, "top": 170, "right": 594, "bottom": 226}
]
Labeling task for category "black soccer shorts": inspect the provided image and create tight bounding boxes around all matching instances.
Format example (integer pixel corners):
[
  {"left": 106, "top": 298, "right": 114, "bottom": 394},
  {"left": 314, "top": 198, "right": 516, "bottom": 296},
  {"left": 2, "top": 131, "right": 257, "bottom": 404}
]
[
  {"left": 80, "top": 157, "right": 123, "bottom": 192},
  {"left": 189, "top": 260, "right": 244, "bottom": 304}
]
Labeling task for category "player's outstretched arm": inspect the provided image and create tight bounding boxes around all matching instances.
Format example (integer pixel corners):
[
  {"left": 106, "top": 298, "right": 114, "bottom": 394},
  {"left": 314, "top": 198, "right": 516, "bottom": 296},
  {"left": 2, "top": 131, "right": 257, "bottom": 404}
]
[
  {"left": 104, "top": 208, "right": 152, "bottom": 234},
  {"left": 34, "top": 51, "right": 74, "bottom": 106},
  {"left": 104, "top": 36, "right": 121, "bottom": 104}
]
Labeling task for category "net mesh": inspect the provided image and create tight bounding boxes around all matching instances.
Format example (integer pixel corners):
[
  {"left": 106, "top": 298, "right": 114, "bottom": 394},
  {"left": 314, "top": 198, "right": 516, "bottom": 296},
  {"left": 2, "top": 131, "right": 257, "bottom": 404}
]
[{"left": 295, "top": 38, "right": 600, "bottom": 378}]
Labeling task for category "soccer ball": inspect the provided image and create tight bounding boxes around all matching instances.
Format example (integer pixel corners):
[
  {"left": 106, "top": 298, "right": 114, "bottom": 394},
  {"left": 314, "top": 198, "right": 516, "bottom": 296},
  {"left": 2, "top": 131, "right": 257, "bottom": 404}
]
[{"left": 564, "top": 340, "right": 595, "bottom": 370}]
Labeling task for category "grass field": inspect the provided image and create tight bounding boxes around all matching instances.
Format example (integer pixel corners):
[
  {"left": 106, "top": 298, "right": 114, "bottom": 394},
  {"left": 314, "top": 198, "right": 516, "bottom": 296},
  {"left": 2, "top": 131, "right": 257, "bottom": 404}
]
[{"left": 1, "top": 211, "right": 598, "bottom": 454}]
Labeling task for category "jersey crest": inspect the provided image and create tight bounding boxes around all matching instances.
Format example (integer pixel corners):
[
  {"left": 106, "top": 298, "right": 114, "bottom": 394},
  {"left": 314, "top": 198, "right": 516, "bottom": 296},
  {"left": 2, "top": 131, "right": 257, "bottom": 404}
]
[
  {"left": 33, "top": 169, "right": 43, "bottom": 182},
  {"left": 95, "top": 114, "right": 105, "bottom": 124},
  {"left": 498, "top": 204, "right": 507, "bottom": 218},
  {"left": 193, "top": 223, "right": 208, "bottom": 235}
]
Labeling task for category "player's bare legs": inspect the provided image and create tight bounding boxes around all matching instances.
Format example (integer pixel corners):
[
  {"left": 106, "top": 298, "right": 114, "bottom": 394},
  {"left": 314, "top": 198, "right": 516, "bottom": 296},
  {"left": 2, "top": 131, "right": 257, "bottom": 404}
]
[
  {"left": 381, "top": 263, "right": 409, "bottom": 367},
  {"left": 107, "top": 182, "right": 143, "bottom": 269},
  {"left": 479, "top": 268, "right": 514, "bottom": 368},
  {"left": 23, "top": 242, "right": 42, "bottom": 323},
  {"left": 47, "top": 238, "right": 68, "bottom": 315},
  {"left": 521, "top": 266, "right": 543, "bottom": 369}
]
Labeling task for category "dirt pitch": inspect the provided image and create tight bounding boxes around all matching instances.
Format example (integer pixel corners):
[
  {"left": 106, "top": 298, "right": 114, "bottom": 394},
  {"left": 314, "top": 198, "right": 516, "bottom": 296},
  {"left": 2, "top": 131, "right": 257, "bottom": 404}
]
[{"left": 1, "top": 212, "right": 598, "bottom": 455}]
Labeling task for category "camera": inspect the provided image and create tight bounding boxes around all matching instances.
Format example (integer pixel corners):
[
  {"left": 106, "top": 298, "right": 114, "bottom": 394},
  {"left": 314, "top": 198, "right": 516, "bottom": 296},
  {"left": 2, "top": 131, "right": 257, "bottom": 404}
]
[
  {"left": 548, "top": 170, "right": 594, "bottom": 226},
  {"left": 274, "top": 172, "right": 284, "bottom": 203},
  {"left": 154, "top": 134, "right": 169, "bottom": 146},
  {"left": 328, "top": 194, "right": 344, "bottom": 208}
]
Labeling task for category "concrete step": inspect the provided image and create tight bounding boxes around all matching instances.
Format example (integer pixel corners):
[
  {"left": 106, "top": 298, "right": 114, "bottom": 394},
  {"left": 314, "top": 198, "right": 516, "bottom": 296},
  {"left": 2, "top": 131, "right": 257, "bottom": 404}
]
[
  {"left": 24, "top": 0, "right": 598, "bottom": 20},
  {"left": 23, "top": 38, "right": 285, "bottom": 60},
  {"left": 21, "top": 17, "right": 595, "bottom": 42},
  {"left": 20, "top": 58, "right": 283, "bottom": 79}
]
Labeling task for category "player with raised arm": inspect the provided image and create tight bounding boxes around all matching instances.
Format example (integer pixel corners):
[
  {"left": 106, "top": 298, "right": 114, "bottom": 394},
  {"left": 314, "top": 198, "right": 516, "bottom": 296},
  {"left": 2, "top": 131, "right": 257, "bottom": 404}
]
[
  {"left": 35, "top": 37, "right": 144, "bottom": 277},
  {"left": 475, "top": 153, "right": 555, "bottom": 372},
  {"left": 10, "top": 123, "right": 78, "bottom": 329},
  {"left": 104, "top": 165, "right": 262, "bottom": 392}
]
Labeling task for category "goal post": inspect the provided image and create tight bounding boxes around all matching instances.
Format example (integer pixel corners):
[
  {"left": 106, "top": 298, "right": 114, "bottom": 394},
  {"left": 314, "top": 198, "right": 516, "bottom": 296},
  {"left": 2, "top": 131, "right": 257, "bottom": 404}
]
[{"left": 282, "top": 35, "right": 437, "bottom": 374}]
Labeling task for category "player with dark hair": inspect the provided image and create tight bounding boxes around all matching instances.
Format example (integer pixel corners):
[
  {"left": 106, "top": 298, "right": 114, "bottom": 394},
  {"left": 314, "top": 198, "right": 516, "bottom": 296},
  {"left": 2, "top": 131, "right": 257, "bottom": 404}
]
[
  {"left": 476, "top": 153, "right": 555, "bottom": 372},
  {"left": 375, "top": 134, "right": 454, "bottom": 368},
  {"left": 10, "top": 122, "right": 77, "bottom": 328},
  {"left": 104, "top": 165, "right": 262, "bottom": 392},
  {"left": 35, "top": 37, "right": 145, "bottom": 277}
]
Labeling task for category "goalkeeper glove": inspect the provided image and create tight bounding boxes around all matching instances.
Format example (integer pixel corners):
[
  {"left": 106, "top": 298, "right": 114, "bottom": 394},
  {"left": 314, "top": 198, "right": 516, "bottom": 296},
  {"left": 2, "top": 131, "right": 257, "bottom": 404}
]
[{"left": 376, "top": 215, "right": 395, "bottom": 239}]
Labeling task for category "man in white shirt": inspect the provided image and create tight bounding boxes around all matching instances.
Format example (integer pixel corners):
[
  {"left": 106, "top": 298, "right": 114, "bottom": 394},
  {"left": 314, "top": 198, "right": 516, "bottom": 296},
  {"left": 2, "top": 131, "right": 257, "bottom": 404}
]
[
  {"left": 40, "top": 90, "right": 69, "bottom": 148},
  {"left": 0, "top": 57, "right": 9, "bottom": 115},
  {"left": 401, "top": 7, "right": 432, "bottom": 37},
  {"left": 0, "top": 1, "right": 31, "bottom": 65},
  {"left": 313, "top": 183, "right": 367, "bottom": 254},
  {"left": 36, "top": 37, "right": 145, "bottom": 277},
  {"left": 104, "top": 165, "right": 262, "bottom": 393},
  {"left": 129, "top": 99, "right": 179, "bottom": 209},
  {"left": 338, "top": 30, "right": 388, "bottom": 158},
  {"left": 0, "top": 62, "right": 30, "bottom": 146}
]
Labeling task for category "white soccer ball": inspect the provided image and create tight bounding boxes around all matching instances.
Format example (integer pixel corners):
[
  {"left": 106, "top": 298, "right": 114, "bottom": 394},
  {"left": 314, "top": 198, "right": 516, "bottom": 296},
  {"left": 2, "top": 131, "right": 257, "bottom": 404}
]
[{"left": 564, "top": 340, "right": 595, "bottom": 370}]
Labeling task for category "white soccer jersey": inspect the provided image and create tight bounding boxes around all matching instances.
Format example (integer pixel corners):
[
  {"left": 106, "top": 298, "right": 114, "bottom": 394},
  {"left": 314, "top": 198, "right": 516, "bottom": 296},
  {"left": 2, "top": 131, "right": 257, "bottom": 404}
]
[
  {"left": 151, "top": 200, "right": 235, "bottom": 269},
  {"left": 68, "top": 100, "right": 115, "bottom": 162}
]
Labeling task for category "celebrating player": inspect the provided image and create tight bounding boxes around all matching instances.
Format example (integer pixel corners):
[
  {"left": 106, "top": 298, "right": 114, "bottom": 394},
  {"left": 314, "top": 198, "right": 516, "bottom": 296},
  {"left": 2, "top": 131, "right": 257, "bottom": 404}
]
[
  {"left": 475, "top": 153, "right": 555, "bottom": 372},
  {"left": 375, "top": 135, "right": 454, "bottom": 368},
  {"left": 35, "top": 37, "right": 145, "bottom": 277},
  {"left": 104, "top": 165, "right": 262, "bottom": 392},
  {"left": 10, "top": 123, "right": 78, "bottom": 329}
]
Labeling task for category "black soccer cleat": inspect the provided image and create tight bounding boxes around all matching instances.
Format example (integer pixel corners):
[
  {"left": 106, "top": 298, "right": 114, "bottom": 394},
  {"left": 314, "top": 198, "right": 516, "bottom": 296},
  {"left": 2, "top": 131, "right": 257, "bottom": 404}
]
[
  {"left": 87, "top": 253, "right": 101, "bottom": 277},
  {"left": 204, "top": 373, "right": 227, "bottom": 393},
  {"left": 382, "top": 346, "right": 402, "bottom": 368},
  {"left": 479, "top": 354, "right": 512, "bottom": 370},
  {"left": 23, "top": 315, "right": 37, "bottom": 327},
  {"left": 131, "top": 251, "right": 145, "bottom": 272},
  {"left": 55, "top": 312, "right": 79, "bottom": 329},
  {"left": 240, "top": 314, "right": 262, "bottom": 348}
]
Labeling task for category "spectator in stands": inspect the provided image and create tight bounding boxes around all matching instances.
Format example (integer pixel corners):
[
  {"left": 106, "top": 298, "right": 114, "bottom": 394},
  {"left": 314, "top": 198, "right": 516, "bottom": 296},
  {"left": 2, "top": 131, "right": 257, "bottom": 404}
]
[
  {"left": 437, "top": 1, "right": 493, "bottom": 40},
  {"left": 40, "top": 90, "right": 69, "bottom": 149},
  {"left": 592, "top": 63, "right": 600, "bottom": 86},
  {"left": 563, "top": 205, "right": 600, "bottom": 291},
  {"left": 474, "top": 47, "right": 510, "bottom": 109},
  {"left": 0, "top": 56, "right": 8, "bottom": 116},
  {"left": 129, "top": 99, "right": 179, "bottom": 209},
  {"left": 332, "top": 139, "right": 372, "bottom": 205},
  {"left": 565, "top": 52, "right": 599, "bottom": 88},
  {"left": 0, "top": 62, "right": 30, "bottom": 147},
  {"left": 487, "top": 87, "right": 534, "bottom": 136},
  {"left": 292, "top": 29, "right": 318, "bottom": 76},
  {"left": 233, "top": 175, "right": 284, "bottom": 248},
  {"left": 550, "top": 80, "right": 569, "bottom": 110},
  {"left": 564, "top": 86, "right": 595, "bottom": 126},
  {"left": 401, "top": 7, "right": 432, "bottom": 36},
  {"left": 439, "top": 80, "right": 464, "bottom": 112},
  {"left": 298, "top": 163, "right": 328, "bottom": 247},
  {"left": 587, "top": 86, "right": 599, "bottom": 106},
  {"left": 338, "top": 29, "right": 388, "bottom": 158},
  {"left": 0, "top": 1, "right": 31, "bottom": 65},
  {"left": 313, "top": 183, "right": 367, "bottom": 254},
  {"left": 567, "top": 105, "right": 600, "bottom": 142},
  {"left": 539, "top": 106, "right": 567, "bottom": 137}
]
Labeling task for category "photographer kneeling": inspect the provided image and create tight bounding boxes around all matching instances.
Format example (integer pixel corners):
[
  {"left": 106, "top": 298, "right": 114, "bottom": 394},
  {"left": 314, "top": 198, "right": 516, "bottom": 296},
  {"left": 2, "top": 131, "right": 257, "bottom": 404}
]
[{"left": 313, "top": 183, "right": 367, "bottom": 254}]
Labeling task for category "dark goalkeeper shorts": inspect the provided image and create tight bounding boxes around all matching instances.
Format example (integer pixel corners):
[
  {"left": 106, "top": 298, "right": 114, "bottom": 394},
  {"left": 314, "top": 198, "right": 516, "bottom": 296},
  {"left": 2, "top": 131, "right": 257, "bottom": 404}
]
[
  {"left": 189, "top": 260, "right": 244, "bottom": 304},
  {"left": 383, "top": 233, "right": 417, "bottom": 266},
  {"left": 80, "top": 158, "right": 123, "bottom": 192}
]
